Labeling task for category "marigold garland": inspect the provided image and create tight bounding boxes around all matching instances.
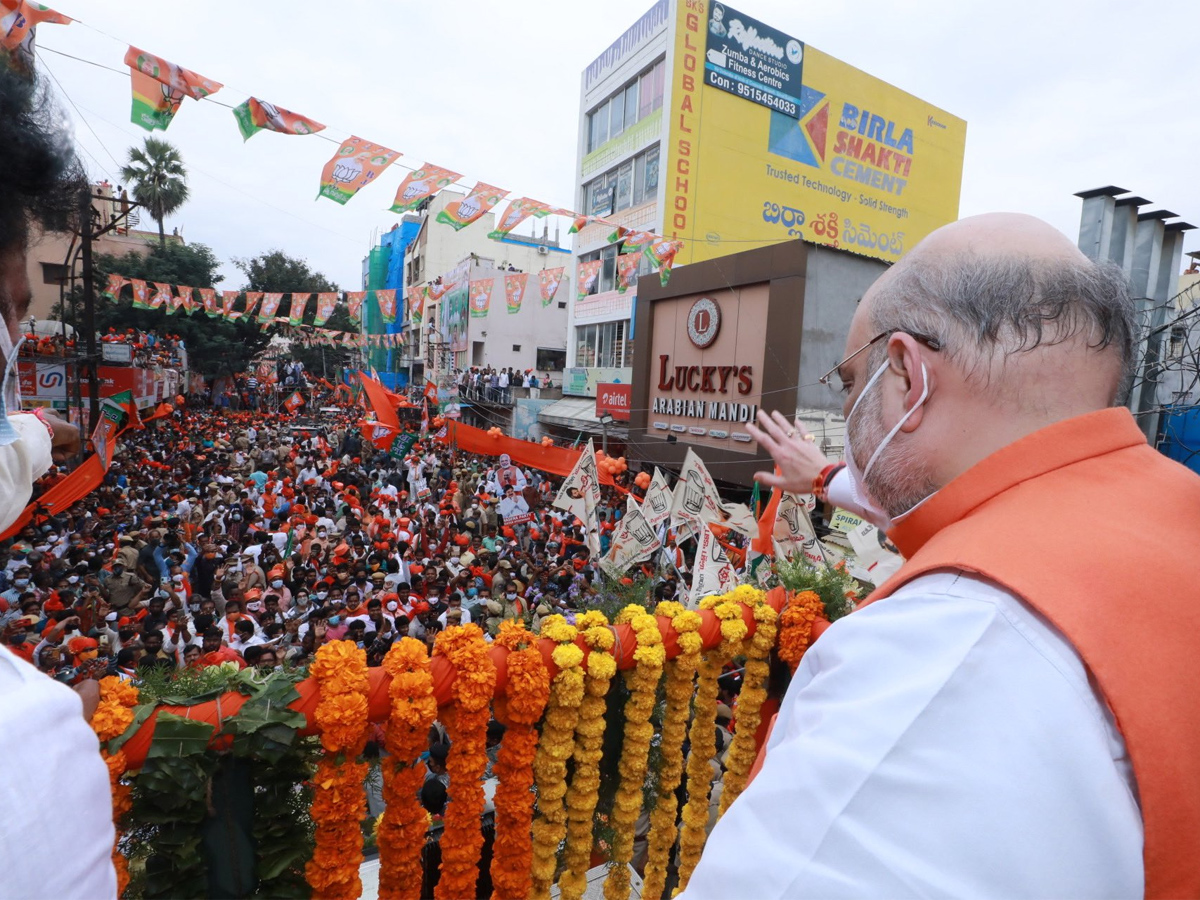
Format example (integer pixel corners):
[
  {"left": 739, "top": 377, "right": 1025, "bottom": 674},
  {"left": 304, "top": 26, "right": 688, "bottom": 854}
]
[
  {"left": 306, "top": 640, "right": 371, "bottom": 900},
  {"left": 603, "top": 605, "right": 666, "bottom": 900},
  {"left": 377, "top": 638, "right": 438, "bottom": 900},
  {"left": 778, "top": 589, "right": 828, "bottom": 672},
  {"left": 433, "top": 623, "right": 497, "bottom": 900},
  {"left": 92, "top": 676, "right": 140, "bottom": 898},
  {"left": 530, "top": 614, "right": 585, "bottom": 900},
  {"left": 641, "top": 602, "right": 702, "bottom": 900},
  {"left": 717, "top": 589, "right": 777, "bottom": 817},
  {"left": 489, "top": 621, "right": 551, "bottom": 900},
  {"left": 560, "top": 610, "right": 617, "bottom": 900}
]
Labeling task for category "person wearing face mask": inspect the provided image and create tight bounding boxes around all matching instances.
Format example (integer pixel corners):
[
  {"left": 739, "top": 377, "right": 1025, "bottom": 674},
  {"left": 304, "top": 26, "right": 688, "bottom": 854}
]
[
  {"left": 265, "top": 565, "right": 292, "bottom": 610},
  {"left": 101, "top": 561, "right": 151, "bottom": 612},
  {"left": 688, "top": 214, "right": 1200, "bottom": 899}
]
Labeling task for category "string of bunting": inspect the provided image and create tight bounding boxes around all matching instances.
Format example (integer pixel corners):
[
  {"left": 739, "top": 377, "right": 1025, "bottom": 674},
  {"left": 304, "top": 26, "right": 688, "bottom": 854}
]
[{"left": 3, "top": 5, "right": 686, "bottom": 285}]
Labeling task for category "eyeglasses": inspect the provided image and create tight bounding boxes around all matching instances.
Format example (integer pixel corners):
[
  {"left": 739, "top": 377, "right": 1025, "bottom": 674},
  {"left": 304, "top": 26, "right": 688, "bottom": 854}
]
[{"left": 819, "top": 330, "right": 942, "bottom": 395}]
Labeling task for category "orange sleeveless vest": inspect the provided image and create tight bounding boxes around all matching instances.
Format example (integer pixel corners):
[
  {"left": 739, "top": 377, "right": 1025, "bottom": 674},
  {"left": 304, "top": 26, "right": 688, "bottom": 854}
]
[{"left": 866, "top": 407, "right": 1200, "bottom": 899}]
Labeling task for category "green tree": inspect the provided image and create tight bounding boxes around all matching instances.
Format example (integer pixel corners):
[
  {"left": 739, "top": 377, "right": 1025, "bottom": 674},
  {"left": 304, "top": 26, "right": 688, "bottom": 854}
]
[
  {"left": 89, "top": 242, "right": 270, "bottom": 377},
  {"left": 233, "top": 250, "right": 350, "bottom": 379},
  {"left": 121, "top": 137, "right": 189, "bottom": 247}
]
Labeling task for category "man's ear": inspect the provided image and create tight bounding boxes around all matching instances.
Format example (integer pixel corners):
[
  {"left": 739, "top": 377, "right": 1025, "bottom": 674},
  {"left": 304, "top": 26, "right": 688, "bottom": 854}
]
[{"left": 885, "top": 333, "right": 931, "bottom": 434}]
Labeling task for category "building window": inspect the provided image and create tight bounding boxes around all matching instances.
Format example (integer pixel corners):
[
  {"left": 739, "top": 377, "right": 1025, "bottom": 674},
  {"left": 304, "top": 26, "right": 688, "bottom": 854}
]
[
  {"left": 586, "top": 58, "right": 665, "bottom": 153},
  {"left": 512, "top": 344, "right": 521, "bottom": 352},
  {"left": 582, "top": 144, "right": 660, "bottom": 216},
  {"left": 574, "top": 320, "right": 633, "bottom": 368},
  {"left": 41, "top": 262, "right": 68, "bottom": 285},
  {"left": 537, "top": 347, "right": 566, "bottom": 371}
]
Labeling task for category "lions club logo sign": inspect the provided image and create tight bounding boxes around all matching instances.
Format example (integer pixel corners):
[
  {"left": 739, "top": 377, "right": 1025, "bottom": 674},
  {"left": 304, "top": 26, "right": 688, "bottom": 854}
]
[{"left": 687, "top": 297, "right": 721, "bottom": 349}]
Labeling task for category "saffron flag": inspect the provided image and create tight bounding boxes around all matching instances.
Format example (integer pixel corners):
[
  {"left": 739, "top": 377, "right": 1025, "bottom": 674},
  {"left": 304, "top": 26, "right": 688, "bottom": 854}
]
[
  {"left": 233, "top": 97, "right": 324, "bottom": 141},
  {"left": 553, "top": 438, "right": 602, "bottom": 558},
  {"left": 287, "top": 292, "right": 308, "bottom": 326},
  {"left": 283, "top": 391, "right": 305, "bottom": 413},
  {"left": 504, "top": 273, "right": 527, "bottom": 314},
  {"left": 242, "top": 291, "right": 262, "bottom": 319},
  {"left": 318, "top": 135, "right": 399, "bottom": 205},
  {"left": 537, "top": 267, "right": 565, "bottom": 306},
  {"left": 129, "top": 279, "right": 151, "bottom": 309},
  {"left": 375, "top": 289, "right": 398, "bottom": 324},
  {"left": 424, "top": 379, "right": 438, "bottom": 406},
  {"left": 469, "top": 279, "right": 492, "bottom": 318},
  {"left": 487, "top": 197, "right": 554, "bottom": 240},
  {"left": 148, "top": 282, "right": 172, "bottom": 310},
  {"left": 199, "top": 288, "right": 218, "bottom": 316},
  {"left": 616, "top": 228, "right": 657, "bottom": 251},
  {"left": 221, "top": 290, "right": 240, "bottom": 319},
  {"left": 437, "top": 182, "right": 507, "bottom": 231},
  {"left": 420, "top": 397, "right": 429, "bottom": 435},
  {"left": 101, "top": 274, "right": 127, "bottom": 302},
  {"left": 568, "top": 213, "right": 614, "bottom": 234},
  {"left": 576, "top": 259, "right": 601, "bottom": 300},
  {"left": 427, "top": 280, "right": 452, "bottom": 302},
  {"left": 0, "top": 2, "right": 70, "bottom": 53},
  {"left": 90, "top": 389, "right": 136, "bottom": 469},
  {"left": 389, "top": 163, "right": 461, "bottom": 213},
  {"left": 407, "top": 286, "right": 426, "bottom": 324},
  {"left": 124, "top": 45, "right": 221, "bottom": 132},
  {"left": 258, "top": 292, "right": 284, "bottom": 324},
  {"left": 313, "top": 292, "right": 338, "bottom": 327},
  {"left": 344, "top": 291, "right": 366, "bottom": 324},
  {"left": 616, "top": 251, "right": 642, "bottom": 293},
  {"left": 646, "top": 237, "right": 684, "bottom": 286},
  {"left": 175, "top": 285, "right": 194, "bottom": 315}
]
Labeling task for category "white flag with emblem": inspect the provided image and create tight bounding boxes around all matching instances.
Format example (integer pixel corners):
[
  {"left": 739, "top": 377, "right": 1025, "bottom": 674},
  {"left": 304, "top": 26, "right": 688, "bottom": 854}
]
[
  {"left": 641, "top": 468, "right": 673, "bottom": 529},
  {"left": 602, "top": 495, "right": 662, "bottom": 576},
  {"left": 669, "top": 448, "right": 758, "bottom": 538},
  {"left": 690, "top": 526, "right": 738, "bottom": 604}
]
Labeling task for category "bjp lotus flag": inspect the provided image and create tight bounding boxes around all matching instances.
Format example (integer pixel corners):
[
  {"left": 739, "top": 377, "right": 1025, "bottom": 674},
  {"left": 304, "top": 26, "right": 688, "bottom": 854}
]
[
  {"left": 199, "top": 288, "right": 219, "bottom": 317},
  {"left": 427, "top": 280, "right": 452, "bottom": 302},
  {"left": 344, "top": 291, "right": 366, "bottom": 325},
  {"left": 0, "top": 2, "right": 71, "bottom": 53},
  {"left": 124, "top": 45, "right": 221, "bottom": 132},
  {"left": 287, "top": 293, "right": 310, "bottom": 326},
  {"left": 147, "top": 282, "right": 172, "bottom": 310},
  {"left": 219, "top": 290, "right": 241, "bottom": 320},
  {"left": 101, "top": 274, "right": 127, "bottom": 302},
  {"left": 175, "top": 285, "right": 194, "bottom": 315},
  {"left": 375, "top": 289, "right": 398, "bottom": 324},
  {"left": 233, "top": 97, "right": 324, "bottom": 141},
  {"left": 487, "top": 197, "right": 554, "bottom": 240},
  {"left": 313, "top": 292, "right": 339, "bottom": 327},
  {"left": 389, "top": 163, "right": 460, "bottom": 214},
  {"left": 619, "top": 229, "right": 657, "bottom": 252},
  {"left": 407, "top": 286, "right": 426, "bottom": 324},
  {"left": 437, "top": 182, "right": 508, "bottom": 232},
  {"left": 504, "top": 273, "right": 527, "bottom": 314},
  {"left": 576, "top": 260, "right": 602, "bottom": 300},
  {"left": 129, "top": 279, "right": 151, "bottom": 309},
  {"left": 258, "top": 292, "right": 284, "bottom": 325},
  {"left": 283, "top": 391, "right": 304, "bottom": 413},
  {"left": 568, "top": 213, "right": 613, "bottom": 234},
  {"left": 616, "top": 251, "right": 642, "bottom": 294},
  {"left": 319, "top": 135, "right": 400, "bottom": 205},
  {"left": 646, "top": 237, "right": 684, "bottom": 286},
  {"left": 469, "top": 279, "right": 492, "bottom": 318},
  {"left": 538, "top": 267, "right": 565, "bottom": 306}
]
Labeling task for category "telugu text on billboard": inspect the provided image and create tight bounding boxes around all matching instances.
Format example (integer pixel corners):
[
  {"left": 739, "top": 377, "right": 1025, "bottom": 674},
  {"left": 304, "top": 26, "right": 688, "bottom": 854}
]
[
  {"left": 666, "top": 0, "right": 966, "bottom": 267},
  {"left": 704, "top": 2, "right": 804, "bottom": 118}
]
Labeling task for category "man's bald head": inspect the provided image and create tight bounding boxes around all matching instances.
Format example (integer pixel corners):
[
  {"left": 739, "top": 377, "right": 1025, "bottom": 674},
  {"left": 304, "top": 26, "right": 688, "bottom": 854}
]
[{"left": 859, "top": 213, "right": 1135, "bottom": 403}]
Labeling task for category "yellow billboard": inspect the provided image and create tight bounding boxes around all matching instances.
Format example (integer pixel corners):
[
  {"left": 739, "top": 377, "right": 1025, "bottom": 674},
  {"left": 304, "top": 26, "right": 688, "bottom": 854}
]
[{"left": 665, "top": 0, "right": 967, "bottom": 266}]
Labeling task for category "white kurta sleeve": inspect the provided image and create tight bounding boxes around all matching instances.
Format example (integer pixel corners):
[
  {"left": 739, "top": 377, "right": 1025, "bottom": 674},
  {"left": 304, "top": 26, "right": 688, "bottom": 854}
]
[
  {"left": 0, "top": 415, "right": 54, "bottom": 533},
  {"left": 681, "top": 572, "right": 1143, "bottom": 899}
]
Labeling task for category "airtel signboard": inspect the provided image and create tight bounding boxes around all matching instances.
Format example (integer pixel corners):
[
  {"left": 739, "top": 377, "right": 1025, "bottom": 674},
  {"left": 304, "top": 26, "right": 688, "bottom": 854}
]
[{"left": 595, "top": 383, "right": 631, "bottom": 421}]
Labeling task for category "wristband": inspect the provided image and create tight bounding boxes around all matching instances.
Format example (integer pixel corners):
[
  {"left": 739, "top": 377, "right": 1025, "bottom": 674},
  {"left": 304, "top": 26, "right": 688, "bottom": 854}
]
[
  {"left": 29, "top": 407, "right": 55, "bottom": 442},
  {"left": 812, "top": 462, "right": 845, "bottom": 502}
]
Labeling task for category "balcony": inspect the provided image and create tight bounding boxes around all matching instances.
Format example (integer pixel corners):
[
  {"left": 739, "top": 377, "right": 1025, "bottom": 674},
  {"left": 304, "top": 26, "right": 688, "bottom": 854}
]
[{"left": 459, "top": 383, "right": 563, "bottom": 407}]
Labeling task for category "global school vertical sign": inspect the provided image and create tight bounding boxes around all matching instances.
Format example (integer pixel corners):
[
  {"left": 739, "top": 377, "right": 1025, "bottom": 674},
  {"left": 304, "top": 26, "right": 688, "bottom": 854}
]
[{"left": 664, "top": 0, "right": 966, "bottom": 267}]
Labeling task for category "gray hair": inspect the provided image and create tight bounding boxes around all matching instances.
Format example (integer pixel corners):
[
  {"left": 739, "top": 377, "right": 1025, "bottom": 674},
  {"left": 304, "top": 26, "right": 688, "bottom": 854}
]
[{"left": 868, "top": 254, "right": 1137, "bottom": 394}]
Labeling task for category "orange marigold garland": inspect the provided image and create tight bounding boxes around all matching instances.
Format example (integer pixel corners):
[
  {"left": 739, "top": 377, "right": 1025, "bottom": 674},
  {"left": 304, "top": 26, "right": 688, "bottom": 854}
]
[
  {"left": 778, "top": 589, "right": 828, "bottom": 672},
  {"left": 490, "top": 621, "right": 551, "bottom": 900},
  {"left": 378, "top": 638, "right": 438, "bottom": 900},
  {"left": 530, "top": 614, "right": 585, "bottom": 900},
  {"left": 92, "top": 676, "right": 140, "bottom": 898},
  {"left": 717, "top": 589, "right": 777, "bottom": 818},
  {"left": 306, "top": 640, "right": 371, "bottom": 900},
  {"left": 603, "top": 605, "right": 665, "bottom": 900},
  {"left": 641, "top": 601, "right": 702, "bottom": 900},
  {"left": 559, "top": 610, "right": 617, "bottom": 900},
  {"left": 433, "top": 623, "right": 497, "bottom": 900}
]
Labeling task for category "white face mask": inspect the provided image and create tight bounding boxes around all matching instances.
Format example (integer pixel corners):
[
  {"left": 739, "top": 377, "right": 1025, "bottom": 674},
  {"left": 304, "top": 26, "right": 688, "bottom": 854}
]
[
  {"left": 386, "top": 601, "right": 399, "bottom": 612},
  {"left": 271, "top": 579, "right": 284, "bottom": 588},
  {"left": 843, "top": 359, "right": 931, "bottom": 532}
]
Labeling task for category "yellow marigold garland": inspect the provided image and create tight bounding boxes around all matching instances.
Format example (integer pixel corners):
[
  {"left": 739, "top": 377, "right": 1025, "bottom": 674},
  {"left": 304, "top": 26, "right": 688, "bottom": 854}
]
[
  {"left": 377, "top": 638, "right": 438, "bottom": 900},
  {"left": 559, "top": 611, "right": 617, "bottom": 900},
  {"left": 433, "top": 623, "right": 497, "bottom": 900},
  {"left": 717, "top": 590, "right": 777, "bottom": 817},
  {"left": 603, "top": 605, "right": 666, "bottom": 900},
  {"left": 530, "top": 614, "right": 585, "bottom": 900},
  {"left": 307, "top": 640, "right": 371, "bottom": 900},
  {"left": 490, "top": 621, "right": 551, "bottom": 900},
  {"left": 778, "top": 590, "right": 827, "bottom": 673},
  {"left": 640, "top": 602, "right": 702, "bottom": 900},
  {"left": 92, "top": 676, "right": 139, "bottom": 898}
]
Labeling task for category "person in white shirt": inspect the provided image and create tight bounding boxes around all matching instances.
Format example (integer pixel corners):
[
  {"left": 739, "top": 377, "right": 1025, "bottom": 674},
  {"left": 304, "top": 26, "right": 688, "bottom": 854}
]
[{"left": 437, "top": 591, "right": 472, "bottom": 627}]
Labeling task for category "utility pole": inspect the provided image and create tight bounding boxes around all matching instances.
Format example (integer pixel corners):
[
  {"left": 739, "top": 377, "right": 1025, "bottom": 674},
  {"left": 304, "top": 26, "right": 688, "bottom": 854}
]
[{"left": 78, "top": 187, "right": 100, "bottom": 431}]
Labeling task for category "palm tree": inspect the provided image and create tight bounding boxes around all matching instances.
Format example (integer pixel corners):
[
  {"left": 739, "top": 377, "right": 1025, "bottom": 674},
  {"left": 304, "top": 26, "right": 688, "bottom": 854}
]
[{"left": 120, "top": 137, "right": 188, "bottom": 247}]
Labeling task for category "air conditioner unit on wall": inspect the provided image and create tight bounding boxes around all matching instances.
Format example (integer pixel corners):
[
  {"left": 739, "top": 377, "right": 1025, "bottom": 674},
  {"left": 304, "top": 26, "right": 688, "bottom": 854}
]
[{"left": 536, "top": 245, "right": 549, "bottom": 255}]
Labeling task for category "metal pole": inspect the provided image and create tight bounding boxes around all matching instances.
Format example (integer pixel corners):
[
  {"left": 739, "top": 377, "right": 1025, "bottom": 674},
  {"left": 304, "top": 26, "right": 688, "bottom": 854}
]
[
  {"left": 602, "top": 419, "right": 609, "bottom": 456},
  {"left": 79, "top": 189, "right": 100, "bottom": 431}
]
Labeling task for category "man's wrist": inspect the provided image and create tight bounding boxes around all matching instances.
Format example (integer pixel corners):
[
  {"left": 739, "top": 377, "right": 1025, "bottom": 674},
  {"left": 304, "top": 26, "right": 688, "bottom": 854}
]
[{"left": 812, "top": 462, "right": 845, "bottom": 502}]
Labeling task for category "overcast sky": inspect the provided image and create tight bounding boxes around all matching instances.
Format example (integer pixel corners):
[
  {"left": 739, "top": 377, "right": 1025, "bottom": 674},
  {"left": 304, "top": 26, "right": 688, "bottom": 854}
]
[{"left": 36, "top": 0, "right": 1200, "bottom": 291}]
